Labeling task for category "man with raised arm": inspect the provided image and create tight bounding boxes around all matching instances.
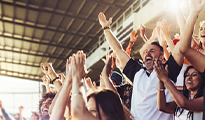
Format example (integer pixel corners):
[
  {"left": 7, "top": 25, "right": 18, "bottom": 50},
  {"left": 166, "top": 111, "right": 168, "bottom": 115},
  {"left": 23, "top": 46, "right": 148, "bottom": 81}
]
[{"left": 98, "top": 12, "right": 184, "bottom": 120}]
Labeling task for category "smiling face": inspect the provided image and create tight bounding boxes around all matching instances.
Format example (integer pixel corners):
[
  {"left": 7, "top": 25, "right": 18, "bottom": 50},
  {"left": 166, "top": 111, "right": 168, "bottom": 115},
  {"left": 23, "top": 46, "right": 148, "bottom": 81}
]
[
  {"left": 185, "top": 68, "right": 201, "bottom": 92},
  {"left": 87, "top": 97, "right": 109, "bottom": 120},
  {"left": 40, "top": 97, "right": 53, "bottom": 119},
  {"left": 143, "top": 44, "right": 163, "bottom": 72},
  {"left": 199, "top": 21, "right": 205, "bottom": 43}
]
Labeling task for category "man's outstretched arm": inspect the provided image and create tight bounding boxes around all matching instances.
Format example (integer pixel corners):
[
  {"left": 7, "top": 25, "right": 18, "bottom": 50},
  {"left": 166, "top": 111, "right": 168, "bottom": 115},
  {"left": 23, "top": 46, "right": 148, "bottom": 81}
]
[{"left": 98, "top": 12, "right": 130, "bottom": 70}]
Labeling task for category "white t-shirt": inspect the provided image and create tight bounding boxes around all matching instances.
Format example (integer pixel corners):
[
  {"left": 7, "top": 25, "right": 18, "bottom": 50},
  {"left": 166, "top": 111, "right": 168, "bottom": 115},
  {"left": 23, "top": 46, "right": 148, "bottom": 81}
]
[
  {"left": 131, "top": 69, "right": 173, "bottom": 120},
  {"left": 123, "top": 55, "right": 182, "bottom": 120},
  {"left": 175, "top": 108, "right": 202, "bottom": 120}
]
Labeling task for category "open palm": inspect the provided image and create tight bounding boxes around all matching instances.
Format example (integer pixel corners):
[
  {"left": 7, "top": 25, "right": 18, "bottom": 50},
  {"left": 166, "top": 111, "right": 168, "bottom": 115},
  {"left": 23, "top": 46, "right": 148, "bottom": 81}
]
[{"left": 98, "top": 12, "right": 112, "bottom": 28}]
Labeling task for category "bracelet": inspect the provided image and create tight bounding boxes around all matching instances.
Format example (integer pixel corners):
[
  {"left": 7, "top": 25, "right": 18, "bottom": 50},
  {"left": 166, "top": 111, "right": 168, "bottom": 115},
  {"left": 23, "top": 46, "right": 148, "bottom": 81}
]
[
  {"left": 72, "top": 92, "right": 81, "bottom": 98},
  {"left": 157, "top": 88, "right": 165, "bottom": 92},
  {"left": 130, "top": 41, "right": 134, "bottom": 44},
  {"left": 51, "top": 77, "right": 59, "bottom": 84},
  {"left": 103, "top": 26, "right": 110, "bottom": 30}
]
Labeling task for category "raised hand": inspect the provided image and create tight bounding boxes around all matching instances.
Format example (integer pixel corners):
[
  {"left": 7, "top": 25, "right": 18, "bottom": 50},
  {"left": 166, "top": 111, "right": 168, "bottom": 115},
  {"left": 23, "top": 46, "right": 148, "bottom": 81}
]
[
  {"left": 150, "top": 27, "right": 158, "bottom": 40},
  {"left": 65, "top": 57, "right": 72, "bottom": 83},
  {"left": 98, "top": 12, "right": 112, "bottom": 28},
  {"left": 40, "top": 62, "right": 58, "bottom": 79},
  {"left": 112, "top": 52, "right": 121, "bottom": 70},
  {"left": 154, "top": 60, "right": 169, "bottom": 82},
  {"left": 101, "top": 53, "right": 117, "bottom": 91},
  {"left": 156, "top": 21, "right": 161, "bottom": 34},
  {"left": 102, "top": 52, "right": 116, "bottom": 72},
  {"left": 139, "top": 24, "right": 147, "bottom": 42},
  {"left": 156, "top": 21, "right": 163, "bottom": 45},
  {"left": 130, "top": 29, "right": 138, "bottom": 43},
  {"left": 189, "top": 0, "right": 205, "bottom": 13},
  {"left": 85, "top": 77, "right": 96, "bottom": 90},
  {"left": 71, "top": 51, "right": 88, "bottom": 81},
  {"left": 99, "top": 75, "right": 105, "bottom": 87},
  {"left": 102, "top": 53, "right": 113, "bottom": 77},
  {"left": 160, "top": 19, "right": 171, "bottom": 38},
  {"left": 41, "top": 75, "right": 50, "bottom": 86},
  {"left": 19, "top": 105, "right": 24, "bottom": 112},
  {"left": 139, "top": 24, "right": 146, "bottom": 37}
]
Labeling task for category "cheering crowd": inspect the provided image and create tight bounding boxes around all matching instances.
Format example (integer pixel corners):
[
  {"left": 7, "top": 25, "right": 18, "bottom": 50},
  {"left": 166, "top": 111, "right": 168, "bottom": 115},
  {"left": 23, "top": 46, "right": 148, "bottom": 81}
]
[{"left": 1, "top": 0, "right": 205, "bottom": 120}]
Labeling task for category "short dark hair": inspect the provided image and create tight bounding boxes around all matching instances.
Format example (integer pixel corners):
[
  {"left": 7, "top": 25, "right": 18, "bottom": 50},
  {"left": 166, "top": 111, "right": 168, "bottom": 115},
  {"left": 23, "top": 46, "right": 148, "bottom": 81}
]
[
  {"left": 151, "top": 42, "right": 164, "bottom": 55},
  {"left": 39, "top": 92, "right": 56, "bottom": 115}
]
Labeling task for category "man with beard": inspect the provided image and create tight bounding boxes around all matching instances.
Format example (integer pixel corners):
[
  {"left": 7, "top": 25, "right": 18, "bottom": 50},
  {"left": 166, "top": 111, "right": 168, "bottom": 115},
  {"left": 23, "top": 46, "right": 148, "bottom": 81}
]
[
  {"left": 39, "top": 92, "right": 56, "bottom": 120},
  {"left": 98, "top": 12, "right": 184, "bottom": 120}
]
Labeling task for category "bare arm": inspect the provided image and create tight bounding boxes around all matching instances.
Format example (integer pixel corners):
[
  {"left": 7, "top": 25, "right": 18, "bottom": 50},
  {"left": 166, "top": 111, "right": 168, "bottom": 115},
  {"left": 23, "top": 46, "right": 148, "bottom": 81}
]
[
  {"left": 179, "top": 0, "right": 205, "bottom": 72},
  {"left": 139, "top": 24, "right": 149, "bottom": 43},
  {"left": 160, "top": 20, "right": 175, "bottom": 52},
  {"left": 139, "top": 27, "right": 157, "bottom": 58},
  {"left": 98, "top": 12, "right": 130, "bottom": 70},
  {"left": 157, "top": 81, "right": 176, "bottom": 113},
  {"left": 157, "top": 21, "right": 170, "bottom": 60},
  {"left": 175, "top": 0, "right": 186, "bottom": 36},
  {"left": 19, "top": 106, "right": 24, "bottom": 120},
  {"left": 126, "top": 30, "right": 138, "bottom": 55},
  {"left": 100, "top": 75, "right": 106, "bottom": 88},
  {"left": 162, "top": 77, "right": 203, "bottom": 111},
  {"left": 41, "top": 63, "right": 62, "bottom": 91},
  {"left": 70, "top": 51, "right": 98, "bottom": 120},
  {"left": 154, "top": 61, "right": 203, "bottom": 111},
  {"left": 41, "top": 75, "right": 52, "bottom": 92},
  {"left": 49, "top": 86, "right": 62, "bottom": 115},
  {"left": 161, "top": 36, "right": 170, "bottom": 61},
  {"left": 50, "top": 80, "right": 72, "bottom": 120},
  {"left": 50, "top": 59, "right": 72, "bottom": 120},
  {"left": 160, "top": 19, "right": 184, "bottom": 66},
  {"left": 101, "top": 53, "right": 117, "bottom": 92}
]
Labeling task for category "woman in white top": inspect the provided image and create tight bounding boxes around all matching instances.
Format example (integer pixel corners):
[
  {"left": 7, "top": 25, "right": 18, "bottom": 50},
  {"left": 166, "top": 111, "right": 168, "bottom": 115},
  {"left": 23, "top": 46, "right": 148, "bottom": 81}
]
[{"left": 155, "top": 63, "right": 205, "bottom": 120}]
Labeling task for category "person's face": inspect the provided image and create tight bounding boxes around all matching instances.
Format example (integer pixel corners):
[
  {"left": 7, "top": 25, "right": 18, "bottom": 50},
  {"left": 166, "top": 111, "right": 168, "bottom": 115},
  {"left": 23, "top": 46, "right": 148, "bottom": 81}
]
[
  {"left": 87, "top": 97, "right": 109, "bottom": 120},
  {"left": 40, "top": 97, "right": 53, "bottom": 119},
  {"left": 143, "top": 45, "right": 163, "bottom": 71},
  {"left": 185, "top": 68, "right": 201, "bottom": 92},
  {"left": 199, "top": 22, "right": 205, "bottom": 43}
]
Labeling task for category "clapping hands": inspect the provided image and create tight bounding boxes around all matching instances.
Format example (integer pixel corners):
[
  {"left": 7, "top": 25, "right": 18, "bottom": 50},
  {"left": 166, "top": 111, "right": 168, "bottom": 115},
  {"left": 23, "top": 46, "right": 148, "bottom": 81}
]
[
  {"left": 70, "top": 51, "right": 88, "bottom": 81},
  {"left": 154, "top": 59, "right": 169, "bottom": 82}
]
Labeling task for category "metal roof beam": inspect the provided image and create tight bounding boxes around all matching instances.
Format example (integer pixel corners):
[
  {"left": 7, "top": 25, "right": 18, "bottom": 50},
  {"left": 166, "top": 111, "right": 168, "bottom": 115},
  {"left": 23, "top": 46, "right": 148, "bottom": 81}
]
[
  {"left": 0, "top": 18, "right": 98, "bottom": 40},
  {"left": 0, "top": 34, "right": 89, "bottom": 52},
  {"left": 0, "top": 1, "right": 98, "bottom": 23},
  {"left": 0, "top": 47, "right": 66, "bottom": 60},
  {"left": 0, "top": 60, "right": 64, "bottom": 71},
  {"left": 0, "top": 69, "right": 40, "bottom": 81}
]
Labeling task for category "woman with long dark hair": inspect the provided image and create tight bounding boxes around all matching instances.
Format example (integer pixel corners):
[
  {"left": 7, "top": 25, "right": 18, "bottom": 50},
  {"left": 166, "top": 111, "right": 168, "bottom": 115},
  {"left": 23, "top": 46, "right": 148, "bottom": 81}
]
[
  {"left": 85, "top": 88, "right": 127, "bottom": 120},
  {"left": 155, "top": 61, "right": 205, "bottom": 119},
  {"left": 50, "top": 51, "right": 133, "bottom": 120}
]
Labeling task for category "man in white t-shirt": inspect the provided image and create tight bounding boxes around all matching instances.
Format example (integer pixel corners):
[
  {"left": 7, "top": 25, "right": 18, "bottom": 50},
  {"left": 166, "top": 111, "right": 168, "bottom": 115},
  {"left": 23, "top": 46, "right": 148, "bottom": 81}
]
[{"left": 98, "top": 12, "right": 184, "bottom": 120}]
